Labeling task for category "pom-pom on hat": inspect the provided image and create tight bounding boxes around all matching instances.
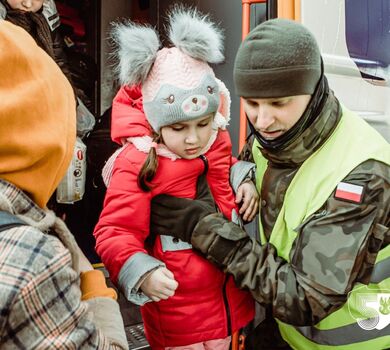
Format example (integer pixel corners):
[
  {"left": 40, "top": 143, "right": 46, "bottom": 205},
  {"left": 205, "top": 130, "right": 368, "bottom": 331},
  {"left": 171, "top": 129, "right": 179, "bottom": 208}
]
[{"left": 112, "top": 7, "right": 230, "bottom": 132}]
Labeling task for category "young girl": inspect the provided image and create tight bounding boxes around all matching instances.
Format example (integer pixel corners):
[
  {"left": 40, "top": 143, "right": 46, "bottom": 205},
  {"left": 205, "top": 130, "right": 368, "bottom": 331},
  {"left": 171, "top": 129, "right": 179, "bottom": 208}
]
[{"left": 94, "top": 9, "right": 258, "bottom": 350}]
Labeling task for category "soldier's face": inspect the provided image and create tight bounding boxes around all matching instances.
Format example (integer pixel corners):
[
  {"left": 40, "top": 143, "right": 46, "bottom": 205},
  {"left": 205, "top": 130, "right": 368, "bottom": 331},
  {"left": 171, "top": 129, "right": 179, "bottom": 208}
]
[
  {"left": 243, "top": 95, "right": 311, "bottom": 140},
  {"left": 6, "top": 0, "right": 44, "bottom": 12}
]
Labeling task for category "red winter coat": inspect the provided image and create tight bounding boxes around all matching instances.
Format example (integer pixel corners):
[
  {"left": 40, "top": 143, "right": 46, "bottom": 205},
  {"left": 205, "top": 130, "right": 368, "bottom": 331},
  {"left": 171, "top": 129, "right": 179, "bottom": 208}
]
[{"left": 94, "top": 85, "right": 254, "bottom": 349}]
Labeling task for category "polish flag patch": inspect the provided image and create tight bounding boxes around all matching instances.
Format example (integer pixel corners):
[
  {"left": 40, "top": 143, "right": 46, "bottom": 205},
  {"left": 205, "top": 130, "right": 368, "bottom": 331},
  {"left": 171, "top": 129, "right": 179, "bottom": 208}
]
[{"left": 335, "top": 182, "right": 364, "bottom": 203}]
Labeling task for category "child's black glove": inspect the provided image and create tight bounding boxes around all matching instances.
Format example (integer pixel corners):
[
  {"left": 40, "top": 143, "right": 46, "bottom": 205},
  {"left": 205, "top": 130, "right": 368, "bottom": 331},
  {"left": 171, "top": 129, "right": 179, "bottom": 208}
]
[{"left": 150, "top": 174, "right": 216, "bottom": 243}]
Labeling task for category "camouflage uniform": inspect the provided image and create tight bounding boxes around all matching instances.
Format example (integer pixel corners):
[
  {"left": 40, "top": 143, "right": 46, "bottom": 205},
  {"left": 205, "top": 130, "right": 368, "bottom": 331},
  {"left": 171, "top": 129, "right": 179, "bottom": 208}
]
[{"left": 190, "top": 90, "right": 390, "bottom": 327}]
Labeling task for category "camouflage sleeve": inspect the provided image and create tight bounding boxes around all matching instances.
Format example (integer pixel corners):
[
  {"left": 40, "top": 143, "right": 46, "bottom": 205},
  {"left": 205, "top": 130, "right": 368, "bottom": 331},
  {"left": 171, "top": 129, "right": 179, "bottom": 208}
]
[
  {"left": 191, "top": 160, "right": 390, "bottom": 326},
  {"left": 238, "top": 136, "right": 254, "bottom": 162}
]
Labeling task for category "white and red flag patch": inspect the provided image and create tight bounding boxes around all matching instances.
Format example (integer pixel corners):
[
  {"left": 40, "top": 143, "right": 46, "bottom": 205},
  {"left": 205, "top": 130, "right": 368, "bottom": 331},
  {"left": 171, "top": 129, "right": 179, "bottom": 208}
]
[{"left": 335, "top": 182, "right": 364, "bottom": 203}]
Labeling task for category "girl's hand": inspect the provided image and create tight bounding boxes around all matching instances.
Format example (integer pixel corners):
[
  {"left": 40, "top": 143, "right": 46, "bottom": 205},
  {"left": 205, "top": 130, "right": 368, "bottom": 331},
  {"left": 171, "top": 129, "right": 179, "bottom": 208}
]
[
  {"left": 140, "top": 267, "right": 178, "bottom": 302},
  {"left": 236, "top": 181, "right": 259, "bottom": 222}
]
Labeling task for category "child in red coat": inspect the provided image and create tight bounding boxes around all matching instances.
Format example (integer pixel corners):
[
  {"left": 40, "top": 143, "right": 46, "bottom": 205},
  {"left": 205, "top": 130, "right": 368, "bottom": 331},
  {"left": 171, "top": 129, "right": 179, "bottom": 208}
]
[{"left": 94, "top": 8, "right": 258, "bottom": 350}]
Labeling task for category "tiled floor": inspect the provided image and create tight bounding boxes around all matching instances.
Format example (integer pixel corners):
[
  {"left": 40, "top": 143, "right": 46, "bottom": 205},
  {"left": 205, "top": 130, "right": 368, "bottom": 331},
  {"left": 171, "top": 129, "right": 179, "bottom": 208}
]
[{"left": 125, "top": 323, "right": 150, "bottom": 350}]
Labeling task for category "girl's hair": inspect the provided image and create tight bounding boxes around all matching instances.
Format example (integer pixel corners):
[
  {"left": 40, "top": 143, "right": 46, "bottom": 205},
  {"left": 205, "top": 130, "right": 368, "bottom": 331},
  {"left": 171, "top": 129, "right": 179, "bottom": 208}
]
[{"left": 138, "top": 134, "right": 162, "bottom": 192}]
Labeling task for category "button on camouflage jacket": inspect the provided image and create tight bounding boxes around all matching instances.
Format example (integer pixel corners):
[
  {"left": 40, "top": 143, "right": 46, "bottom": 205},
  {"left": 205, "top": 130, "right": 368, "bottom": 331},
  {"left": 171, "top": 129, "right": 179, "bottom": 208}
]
[{"left": 191, "top": 90, "right": 390, "bottom": 326}]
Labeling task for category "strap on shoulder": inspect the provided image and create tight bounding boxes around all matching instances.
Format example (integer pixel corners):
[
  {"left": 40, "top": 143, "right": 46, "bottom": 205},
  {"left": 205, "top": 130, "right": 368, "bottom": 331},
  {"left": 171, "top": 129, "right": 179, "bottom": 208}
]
[{"left": 0, "top": 211, "right": 27, "bottom": 232}]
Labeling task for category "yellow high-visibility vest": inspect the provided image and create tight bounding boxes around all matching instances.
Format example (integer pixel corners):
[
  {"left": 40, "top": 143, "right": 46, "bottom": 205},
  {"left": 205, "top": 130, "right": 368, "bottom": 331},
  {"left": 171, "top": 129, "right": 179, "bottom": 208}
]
[{"left": 252, "top": 108, "right": 390, "bottom": 349}]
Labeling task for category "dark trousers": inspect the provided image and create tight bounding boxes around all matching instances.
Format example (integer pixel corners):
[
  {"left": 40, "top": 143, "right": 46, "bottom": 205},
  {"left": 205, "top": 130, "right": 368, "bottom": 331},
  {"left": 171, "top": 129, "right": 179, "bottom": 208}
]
[{"left": 244, "top": 308, "right": 292, "bottom": 350}]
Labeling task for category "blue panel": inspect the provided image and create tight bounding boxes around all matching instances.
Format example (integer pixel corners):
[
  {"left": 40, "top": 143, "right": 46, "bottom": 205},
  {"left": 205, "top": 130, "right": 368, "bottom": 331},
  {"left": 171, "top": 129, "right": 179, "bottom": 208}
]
[{"left": 345, "top": 0, "right": 390, "bottom": 67}]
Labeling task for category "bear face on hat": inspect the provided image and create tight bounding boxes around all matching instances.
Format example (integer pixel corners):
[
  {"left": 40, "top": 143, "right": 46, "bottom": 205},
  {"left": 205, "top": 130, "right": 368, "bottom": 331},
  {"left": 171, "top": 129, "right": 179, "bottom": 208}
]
[{"left": 142, "top": 47, "right": 222, "bottom": 131}]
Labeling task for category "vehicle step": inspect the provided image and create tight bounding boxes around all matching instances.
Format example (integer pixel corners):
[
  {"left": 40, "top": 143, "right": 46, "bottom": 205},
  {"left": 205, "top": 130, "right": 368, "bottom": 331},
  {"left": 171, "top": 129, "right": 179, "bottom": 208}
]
[{"left": 126, "top": 323, "right": 150, "bottom": 350}]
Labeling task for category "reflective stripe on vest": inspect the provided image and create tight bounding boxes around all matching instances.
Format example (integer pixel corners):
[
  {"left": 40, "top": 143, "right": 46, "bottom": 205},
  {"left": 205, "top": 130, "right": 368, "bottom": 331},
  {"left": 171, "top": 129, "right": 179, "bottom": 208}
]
[
  {"left": 371, "top": 257, "right": 390, "bottom": 284},
  {"left": 292, "top": 254, "right": 390, "bottom": 347},
  {"left": 295, "top": 322, "right": 390, "bottom": 346},
  {"left": 252, "top": 108, "right": 390, "bottom": 349}
]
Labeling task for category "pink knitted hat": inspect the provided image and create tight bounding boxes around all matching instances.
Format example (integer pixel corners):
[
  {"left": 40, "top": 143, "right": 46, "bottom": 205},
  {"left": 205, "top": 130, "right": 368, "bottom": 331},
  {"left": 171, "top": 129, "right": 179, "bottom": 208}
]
[
  {"left": 112, "top": 7, "right": 229, "bottom": 132},
  {"left": 142, "top": 47, "right": 214, "bottom": 101}
]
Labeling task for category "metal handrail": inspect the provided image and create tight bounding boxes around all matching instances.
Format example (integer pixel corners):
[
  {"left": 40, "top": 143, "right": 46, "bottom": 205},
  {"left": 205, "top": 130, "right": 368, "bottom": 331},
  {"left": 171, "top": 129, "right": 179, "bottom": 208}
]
[{"left": 239, "top": 0, "right": 267, "bottom": 152}]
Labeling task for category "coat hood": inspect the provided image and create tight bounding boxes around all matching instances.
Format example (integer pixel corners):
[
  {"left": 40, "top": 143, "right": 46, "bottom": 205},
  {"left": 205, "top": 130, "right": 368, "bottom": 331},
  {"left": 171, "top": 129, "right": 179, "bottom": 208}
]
[
  {"left": 111, "top": 84, "right": 152, "bottom": 145},
  {"left": 0, "top": 21, "right": 75, "bottom": 208}
]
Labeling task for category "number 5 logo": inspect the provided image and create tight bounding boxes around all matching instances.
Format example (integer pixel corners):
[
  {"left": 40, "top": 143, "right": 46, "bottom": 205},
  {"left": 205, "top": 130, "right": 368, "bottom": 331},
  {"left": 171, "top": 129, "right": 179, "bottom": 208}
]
[{"left": 348, "top": 286, "right": 390, "bottom": 330}]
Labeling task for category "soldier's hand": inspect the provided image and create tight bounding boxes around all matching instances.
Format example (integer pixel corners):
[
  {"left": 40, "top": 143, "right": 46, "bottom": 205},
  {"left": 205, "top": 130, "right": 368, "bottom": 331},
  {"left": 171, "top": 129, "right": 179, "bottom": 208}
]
[{"left": 150, "top": 174, "right": 216, "bottom": 243}]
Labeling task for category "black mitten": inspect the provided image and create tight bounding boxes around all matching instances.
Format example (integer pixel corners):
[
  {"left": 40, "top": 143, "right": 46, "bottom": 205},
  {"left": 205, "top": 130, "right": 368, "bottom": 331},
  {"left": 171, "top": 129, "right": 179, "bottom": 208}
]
[{"left": 150, "top": 174, "right": 216, "bottom": 243}]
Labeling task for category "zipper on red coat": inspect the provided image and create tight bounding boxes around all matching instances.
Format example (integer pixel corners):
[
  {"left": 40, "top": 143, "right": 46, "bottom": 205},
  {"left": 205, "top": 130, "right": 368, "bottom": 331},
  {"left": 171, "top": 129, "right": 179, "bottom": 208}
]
[{"left": 222, "top": 276, "right": 232, "bottom": 336}]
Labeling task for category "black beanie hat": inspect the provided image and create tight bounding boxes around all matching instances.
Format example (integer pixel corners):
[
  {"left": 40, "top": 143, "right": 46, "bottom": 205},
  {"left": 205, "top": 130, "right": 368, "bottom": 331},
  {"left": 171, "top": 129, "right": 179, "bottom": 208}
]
[{"left": 234, "top": 19, "right": 321, "bottom": 98}]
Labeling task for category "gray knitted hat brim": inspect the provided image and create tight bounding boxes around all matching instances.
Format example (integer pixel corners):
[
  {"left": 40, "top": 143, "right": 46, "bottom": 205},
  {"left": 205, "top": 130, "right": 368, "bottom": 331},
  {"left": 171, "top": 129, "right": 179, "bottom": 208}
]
[{"left": 235, "top": 65, "right": 320, "bottom": 98}]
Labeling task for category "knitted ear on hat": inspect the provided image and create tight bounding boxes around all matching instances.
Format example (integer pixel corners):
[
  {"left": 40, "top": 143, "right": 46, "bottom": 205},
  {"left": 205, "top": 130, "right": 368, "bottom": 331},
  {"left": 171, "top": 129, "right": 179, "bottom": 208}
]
[
  {"left": 215, "top": 78, "right": 230, "bottom": 120},
  {"left": 111, "top": 21, "right": 160, "bottom": 85},
  {"left": 214, "top": 78, "right": 231, "bottom": 130},
  {"left": 168, "top": 7, "right": 224, "bottom": 64}
]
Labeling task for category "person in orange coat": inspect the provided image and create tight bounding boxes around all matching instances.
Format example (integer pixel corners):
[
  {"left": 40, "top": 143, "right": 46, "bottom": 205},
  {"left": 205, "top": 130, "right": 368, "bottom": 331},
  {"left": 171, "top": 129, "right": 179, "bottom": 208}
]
[{"left": 0, "top": 20, "right": 127, "bottom": 349}]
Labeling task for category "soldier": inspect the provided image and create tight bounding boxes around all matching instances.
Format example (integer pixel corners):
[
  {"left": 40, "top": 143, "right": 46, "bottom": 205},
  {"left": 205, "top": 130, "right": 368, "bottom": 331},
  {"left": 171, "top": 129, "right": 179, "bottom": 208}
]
[{"left": 150, "top": 19, "right": 390, "bottom": 349}]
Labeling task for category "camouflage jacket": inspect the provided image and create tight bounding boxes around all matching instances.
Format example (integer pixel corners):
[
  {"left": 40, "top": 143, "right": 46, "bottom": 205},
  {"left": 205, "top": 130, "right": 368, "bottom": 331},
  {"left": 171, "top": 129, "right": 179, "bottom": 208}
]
[{"left": 191, "top": 91, "right": 390, "bottom": 326}]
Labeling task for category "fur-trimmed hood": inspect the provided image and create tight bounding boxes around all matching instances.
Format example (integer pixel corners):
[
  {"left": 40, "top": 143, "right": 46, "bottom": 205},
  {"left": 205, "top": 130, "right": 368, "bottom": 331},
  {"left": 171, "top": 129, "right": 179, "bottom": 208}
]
[{"left": 110, "top": 84, "right": 151, "bottom": 145}]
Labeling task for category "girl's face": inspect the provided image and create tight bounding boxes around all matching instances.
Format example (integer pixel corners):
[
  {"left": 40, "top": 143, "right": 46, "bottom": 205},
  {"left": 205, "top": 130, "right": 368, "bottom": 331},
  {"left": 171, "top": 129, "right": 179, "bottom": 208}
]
[
  {"left": 161, "top": 114, "right": 214, "bottom": 160},
  {"left": 6, "top": 0, "right": 44, "bottom": 12}
]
